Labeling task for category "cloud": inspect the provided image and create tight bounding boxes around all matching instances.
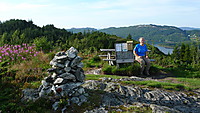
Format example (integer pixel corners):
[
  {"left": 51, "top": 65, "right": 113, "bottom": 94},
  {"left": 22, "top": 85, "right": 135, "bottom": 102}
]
[{"left": 0, "top": 2, "right": 48, "bottom": 12}]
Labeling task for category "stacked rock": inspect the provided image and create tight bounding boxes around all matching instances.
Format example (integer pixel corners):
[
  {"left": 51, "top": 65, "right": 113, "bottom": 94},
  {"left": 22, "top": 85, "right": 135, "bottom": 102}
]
[{"left": 38, "top": 47, "right": 87, "bottom": 109}]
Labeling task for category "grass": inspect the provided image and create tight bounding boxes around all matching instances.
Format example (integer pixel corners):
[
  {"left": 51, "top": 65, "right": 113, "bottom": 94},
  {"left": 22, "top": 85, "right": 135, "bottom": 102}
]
[
  {"left": 86, "top": 74, "right": 128, "bottom": 80},
  {"left": 107, "top": 105, "right": 152, "bottom": 113},
  {"left": 164, "top": 77, "right": 200, "bottom": 89},
  {"left": 121, "top": 80, "right": 191, "bottom": 91},
  {"left": 22, "top": 81, "right": 41, "bottom": 89},
  {"left": 165, "top": 66, "right": 200, "bottom": 78},
  {"left": 85, "top": 74, "right": 197, "bottom": 91}
]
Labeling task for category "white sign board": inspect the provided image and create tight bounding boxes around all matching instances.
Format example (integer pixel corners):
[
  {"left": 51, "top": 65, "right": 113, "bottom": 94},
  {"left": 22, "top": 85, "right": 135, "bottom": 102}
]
[
  {"left": 115, "top": 43, "right": 128, "bottom": 51},
  {"left": 116, "top": 43, "right": 122, "bottom": 51}
]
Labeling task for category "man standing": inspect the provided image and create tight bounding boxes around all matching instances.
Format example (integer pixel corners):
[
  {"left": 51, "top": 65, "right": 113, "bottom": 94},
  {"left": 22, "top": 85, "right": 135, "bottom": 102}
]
[{"left": 133, "top": 37, "right": 150, "bottom": 75}]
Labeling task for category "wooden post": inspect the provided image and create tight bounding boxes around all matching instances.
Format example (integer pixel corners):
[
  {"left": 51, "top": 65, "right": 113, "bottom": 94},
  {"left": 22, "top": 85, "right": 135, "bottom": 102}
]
[{"left": 100, "top": 49, "right": 115, "bottom": 66}]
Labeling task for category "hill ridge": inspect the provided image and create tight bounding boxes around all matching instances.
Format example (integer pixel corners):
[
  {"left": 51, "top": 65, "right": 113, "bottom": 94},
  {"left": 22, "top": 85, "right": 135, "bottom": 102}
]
[{"left": 67, "top": 24, "right": 200, "bottom": 44}]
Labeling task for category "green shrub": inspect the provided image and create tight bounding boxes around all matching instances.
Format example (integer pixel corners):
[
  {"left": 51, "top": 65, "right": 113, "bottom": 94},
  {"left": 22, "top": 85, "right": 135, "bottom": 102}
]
[
  {"left": 84, "top": 62, "right": 92, "bottom": 68},
  {"left": 0, "top": 60, "right": 9, "bottom": 77},
  {"left": 0, "top": 60, "right": 16, "bottom": 83},
  {"left": 149, "top": 65, "right": 160, "bottom": 75},
  {"left": 102, "top": 64, "right": 115, "bottom": 75},
  {"left": 33, "top": 36, "right": 52, "bottom": 53},
  {"left": 90, "top": 55, "right": 101, "bottom": 63}
]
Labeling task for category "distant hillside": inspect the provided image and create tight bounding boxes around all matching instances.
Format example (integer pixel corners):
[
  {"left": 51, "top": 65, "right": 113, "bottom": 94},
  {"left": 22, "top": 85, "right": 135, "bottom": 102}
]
[
  {"left": 179, "top": 27, "right": 200, "bottom": 31},
  {"left": 66, "top": 27, "right": 97, "bottom": 33},
  {"left": 68, "top": 24, "right": 198, "bottom": 44},
  {"left": 99, "top": 25, "right": 191, "bottom": 44}
]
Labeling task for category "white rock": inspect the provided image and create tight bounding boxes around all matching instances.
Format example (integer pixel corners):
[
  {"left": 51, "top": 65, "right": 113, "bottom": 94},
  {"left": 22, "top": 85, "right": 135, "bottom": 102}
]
[{"left": 54, "top": 78, "right": 64, "bottom": 84}]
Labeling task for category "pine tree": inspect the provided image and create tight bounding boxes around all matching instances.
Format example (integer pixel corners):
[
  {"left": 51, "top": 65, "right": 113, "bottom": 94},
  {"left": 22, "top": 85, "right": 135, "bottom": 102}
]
[
  {"left": 180, "top": 43, "right": 186, "bottom": 63},
  {"left": 190, "top": 45, "right": 197, "bottom": 68},
  {"left": 171, "top": 45, "right": 180, "bottom": 63},
  {"left": 0, "top": 32, "right": 8, "bottom": 46},
  {"left": 126, "top": 34, "right": 132, "bottom": 39},
  {"left": 11, "top": 30, "right": 20, "bottom": 44},
  {"left": 183, "top": 44, "right": 191, "bottom": 63}
]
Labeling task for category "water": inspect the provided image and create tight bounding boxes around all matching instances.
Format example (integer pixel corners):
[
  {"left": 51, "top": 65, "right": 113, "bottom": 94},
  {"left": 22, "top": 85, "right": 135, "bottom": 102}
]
[{"left": 154, "top": 44, "right": 174, "bottom": 55}]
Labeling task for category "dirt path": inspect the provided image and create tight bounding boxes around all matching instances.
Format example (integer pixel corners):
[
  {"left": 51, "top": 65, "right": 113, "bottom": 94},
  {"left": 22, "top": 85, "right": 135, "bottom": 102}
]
[{"left": 84, "top": 68, "right": 172, "bottom": 79}]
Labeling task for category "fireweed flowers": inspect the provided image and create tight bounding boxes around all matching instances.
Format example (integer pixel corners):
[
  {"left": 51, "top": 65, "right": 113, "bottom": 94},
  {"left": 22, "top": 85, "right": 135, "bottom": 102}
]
[{"left": 0, "top": 44, "right": 40, "bottom": 64}]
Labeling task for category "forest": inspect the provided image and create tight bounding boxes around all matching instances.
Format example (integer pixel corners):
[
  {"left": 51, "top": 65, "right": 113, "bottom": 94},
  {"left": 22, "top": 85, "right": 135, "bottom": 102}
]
[
  {"left": 0, "top": 19, "right": 200, "bottom": 112},
  {"left": 0, "top": 19, "right": 128, "bottom": 52}
]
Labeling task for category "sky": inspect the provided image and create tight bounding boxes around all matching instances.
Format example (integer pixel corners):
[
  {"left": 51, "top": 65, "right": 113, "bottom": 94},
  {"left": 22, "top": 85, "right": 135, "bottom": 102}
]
[{"left": 0, "top": 0, "right": 200, "bottom": 29}]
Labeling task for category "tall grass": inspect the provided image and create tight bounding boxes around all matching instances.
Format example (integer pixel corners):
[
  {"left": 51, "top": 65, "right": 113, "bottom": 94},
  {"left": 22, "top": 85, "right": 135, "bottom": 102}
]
[{"left": 10, "top": 52, "right": 51, "bottom": 83}]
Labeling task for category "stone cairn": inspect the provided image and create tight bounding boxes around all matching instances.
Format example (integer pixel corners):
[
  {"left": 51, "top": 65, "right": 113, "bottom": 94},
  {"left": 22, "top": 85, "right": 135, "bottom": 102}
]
[{"left": 22, "top": 47, "right": 87, "bottom": 111}]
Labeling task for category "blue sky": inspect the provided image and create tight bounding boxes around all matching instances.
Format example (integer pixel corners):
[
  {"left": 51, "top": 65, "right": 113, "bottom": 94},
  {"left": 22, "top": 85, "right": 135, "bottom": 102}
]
[{"left": 0, "top": 0, "right": 200, "bottom": 29}]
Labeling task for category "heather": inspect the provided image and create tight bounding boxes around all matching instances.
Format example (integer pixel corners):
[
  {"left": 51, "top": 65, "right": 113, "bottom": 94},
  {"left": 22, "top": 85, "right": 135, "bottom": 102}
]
[{"left": 0, "top": 44, "right": 40, "bottom": 65}]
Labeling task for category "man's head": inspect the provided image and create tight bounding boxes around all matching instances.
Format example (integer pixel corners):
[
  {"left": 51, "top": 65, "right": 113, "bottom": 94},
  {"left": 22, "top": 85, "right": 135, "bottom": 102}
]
[{"left": 139, "top": 37, "right": 145, "bottom": 43}]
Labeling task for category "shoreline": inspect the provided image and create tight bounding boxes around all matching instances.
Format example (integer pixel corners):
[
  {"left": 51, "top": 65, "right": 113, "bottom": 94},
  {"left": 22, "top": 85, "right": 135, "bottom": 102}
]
[{"left": 154, "top": 44, "right": 174, "bottom": 54}]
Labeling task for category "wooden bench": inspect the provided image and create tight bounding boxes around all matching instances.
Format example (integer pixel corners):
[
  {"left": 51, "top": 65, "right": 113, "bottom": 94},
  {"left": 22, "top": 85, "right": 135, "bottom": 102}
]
[
  {"left": 98, "top": 55, "right": 116, "bottom": 57},
  {"left": 99, "top": 48, "right": 155, "bottom": 66},
  {"left": 99, "top": 42, "right": 155, "bottom": 67}
]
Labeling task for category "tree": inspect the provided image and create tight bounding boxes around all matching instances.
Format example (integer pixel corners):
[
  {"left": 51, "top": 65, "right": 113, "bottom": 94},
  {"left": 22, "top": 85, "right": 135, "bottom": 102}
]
[
  {"left": 33, "top": 36, "right": 52, "bottom": 53},
  {"left": 171, "top": 45, "right": 180, "bottom": 63},
  {"left": 180, "top": 43, "right": 186, "bottom": 62},
  {"left": 126, "top": 34, "right": 132, "bottom": 39},
  {"left": 20, "top": 33, "right": 26, "bottom": 44},
  {"left": 183, "top": 44, "right": 191, "bottom": 63},
  {"left": 0, "top": 32, "right": 8, "bottom": 46},
  {"left": 190, "top": 45, "right": 198, "bottom": 67},
  {"left": 11, "top": 30, "right": 20, "bottom": 44}
]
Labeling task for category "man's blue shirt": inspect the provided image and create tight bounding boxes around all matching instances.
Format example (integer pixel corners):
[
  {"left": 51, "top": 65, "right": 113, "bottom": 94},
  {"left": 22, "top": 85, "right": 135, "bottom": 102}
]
[{"left": 133, "top": 44, "right": 148, "bottom": 56}]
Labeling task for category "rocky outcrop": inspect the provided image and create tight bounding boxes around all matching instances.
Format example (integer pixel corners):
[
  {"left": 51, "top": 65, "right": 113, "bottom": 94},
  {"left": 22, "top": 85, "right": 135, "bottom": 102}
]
[{"left": 83, "top": 77, "right": 200, "bottom": 113}]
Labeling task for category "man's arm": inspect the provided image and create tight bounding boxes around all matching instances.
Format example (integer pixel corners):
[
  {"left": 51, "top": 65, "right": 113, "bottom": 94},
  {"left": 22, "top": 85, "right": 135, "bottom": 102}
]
[
  {"left": 134, "top": 50, "right": 142, "bottom": 58},
  {"left": 145, "top": 51, "right": 149, "bottom": 58}
]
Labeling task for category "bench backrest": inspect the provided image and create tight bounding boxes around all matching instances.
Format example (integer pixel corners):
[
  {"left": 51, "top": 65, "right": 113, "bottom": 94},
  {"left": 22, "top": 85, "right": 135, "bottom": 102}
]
[{"left": 115, "top": 43, "right": 134, "bottom": 63}]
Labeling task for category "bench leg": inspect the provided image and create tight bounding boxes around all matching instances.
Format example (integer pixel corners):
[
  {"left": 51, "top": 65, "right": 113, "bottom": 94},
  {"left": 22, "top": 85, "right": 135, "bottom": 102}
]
[
  {"left": 116, "top": 63, "right": 119, "bottom": 68},
  {"left": 107, "top": 52, "right": 114, "bottom": 65}
]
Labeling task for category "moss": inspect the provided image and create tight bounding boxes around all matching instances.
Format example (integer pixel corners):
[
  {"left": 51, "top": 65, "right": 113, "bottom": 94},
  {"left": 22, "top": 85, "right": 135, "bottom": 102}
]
[{"left": 106, "top": 105, "right": 152, "bottom": 113}]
